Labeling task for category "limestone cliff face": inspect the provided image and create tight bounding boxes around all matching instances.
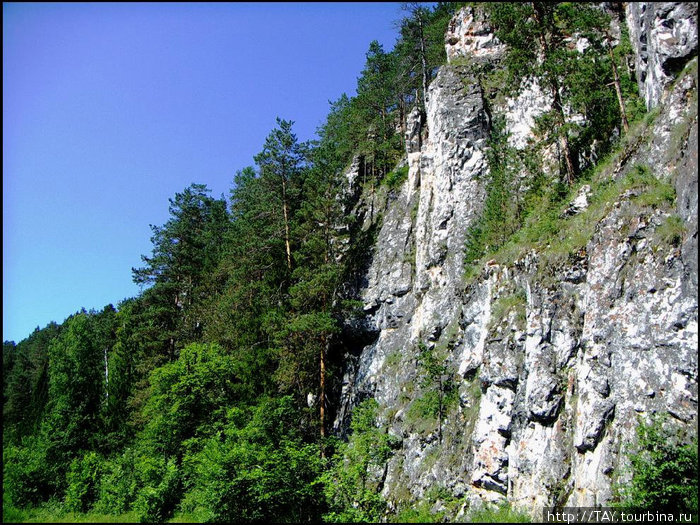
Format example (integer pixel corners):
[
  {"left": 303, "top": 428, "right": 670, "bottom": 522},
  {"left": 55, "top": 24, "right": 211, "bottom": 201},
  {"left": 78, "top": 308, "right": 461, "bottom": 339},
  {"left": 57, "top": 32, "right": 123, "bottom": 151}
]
[
  {"left": 335, "top": 3, "right": 698, "bottom": 518},
  {"left": 626, "top": 2, "right": 698, "bottom": 110}
]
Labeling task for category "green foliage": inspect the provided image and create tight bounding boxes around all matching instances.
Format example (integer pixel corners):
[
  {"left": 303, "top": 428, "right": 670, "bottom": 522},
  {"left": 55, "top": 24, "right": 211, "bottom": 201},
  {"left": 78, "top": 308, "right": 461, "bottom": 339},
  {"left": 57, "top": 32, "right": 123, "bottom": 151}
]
[
  {"left": 3, "top": 5, "right": 664, "bottom": 523},
  {"left": 42, "top": 312, "right": 109, "bottom": 489},
  {"left": 614, "top": 416, "right": 698, "bottom": 514},
  {"left": 395, "top": 2, "right": 456, "bottom": 112},
  {"left": 131, "top": 183, "right": 229, "bottom": 360},
  {"left": 405, "top": 390, "right": 441, "bottom": 435},
  {"left": 382, "top": 164, "right": 410, "bottom": 190},
  {"left": 614, "top": 21, "right": 647, "bottom": 124},
  {"left": 303, "top": 2, "right": 461, "bottom": 188},
  {"left": 383, "top": 349, "right": 403, "bottom": 371},
  {"left": 467, "top": 501, "right": 531, "bottom": 522},
  {"left": 465, "top": 115, "right": 523, "bottom": 271},
  {"left": 628, "top": 166, "right": 676, "bottom": 209},
  {"left": 323, "top": 399, "right": 398, "bottom": 522},
  {"left": 393, "top": 485, "right": 464, "bottom": 523},
  {"left": 468, "top": 159, "right": 680, "bottom": 284},
  {"left": 132, "top": 456, "right": 180, "bottom": 523},
  {"left": 485, "top": 2, "right": 637, "bottom": 184},
  {"left": 3, "top": 436, "right": 53, "bottom": 508},
  {"left": 490, "top": 289, "right": 527, "bottom": 329},
  {"left": 64, "top": 451, "right": 105, "bottom": 513},
  {"left": 396, "top": 504, "right": 442, "bottom": 523},
  {"left": 132, "top": 183, "right": 228, "bottom": 290},
  {"left": 19, "top": 508, "right": 139, "bottom": 523},
  {"left": 409, "top": 342, "right": 458, "bottom": 441},
  {"left": 653, "top": 215, "right": 686, "bottom": 247},
  {"left": 94, "top": 449, "right": 139, "bottom": 515},
  {"left": 3, "top": 322, "right": 61, "bottom": 444},
  {"left": 140, "top": 342, "right": 250, "bottom": 458},
  {"left": 180, "top": 396, "right": 325, "bottom": 523}
]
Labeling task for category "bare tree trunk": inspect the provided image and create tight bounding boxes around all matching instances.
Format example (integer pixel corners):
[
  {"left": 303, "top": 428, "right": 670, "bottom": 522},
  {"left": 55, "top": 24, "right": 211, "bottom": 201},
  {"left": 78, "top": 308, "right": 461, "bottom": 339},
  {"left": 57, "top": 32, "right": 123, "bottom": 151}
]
[
  {"left": 607, "top": 36, "right": 629, "bottom": 133},
  {"left": 419, "top": 24, "right": 429, "bottom": 110},
  {"left": 320, "top": 335, "right": 327, "bottom": 458},
  {"left": 104, "top": 347, "right": 109, "bottom": 400},
  {"left": 281, "top": 176, "right": 293, "bottom": 270},
  {"left": 437, "top": 378, "right": 443, "bottom": 445}
]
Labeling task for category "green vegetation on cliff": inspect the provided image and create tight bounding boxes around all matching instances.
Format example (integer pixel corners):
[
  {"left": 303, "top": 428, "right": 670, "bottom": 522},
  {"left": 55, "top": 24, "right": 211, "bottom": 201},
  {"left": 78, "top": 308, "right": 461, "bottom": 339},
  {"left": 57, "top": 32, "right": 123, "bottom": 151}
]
[{"left": 4, "top": 3, "right": 695, "bottom": 523}]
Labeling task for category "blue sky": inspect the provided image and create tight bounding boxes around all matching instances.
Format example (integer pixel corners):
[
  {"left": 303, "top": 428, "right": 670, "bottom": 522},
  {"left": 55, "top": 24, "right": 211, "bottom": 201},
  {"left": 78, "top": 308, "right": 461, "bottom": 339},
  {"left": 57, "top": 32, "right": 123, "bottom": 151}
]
[{"left": 3, "top": 2, "right": 404, "bottom": 343}]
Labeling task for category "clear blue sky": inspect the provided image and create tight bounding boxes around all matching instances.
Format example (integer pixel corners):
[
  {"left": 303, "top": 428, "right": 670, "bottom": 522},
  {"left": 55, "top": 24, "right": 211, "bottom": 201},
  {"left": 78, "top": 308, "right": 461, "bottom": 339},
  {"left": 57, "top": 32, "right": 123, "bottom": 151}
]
[{"left": 3, "top": 2, "right": 406, "bottom": 343}]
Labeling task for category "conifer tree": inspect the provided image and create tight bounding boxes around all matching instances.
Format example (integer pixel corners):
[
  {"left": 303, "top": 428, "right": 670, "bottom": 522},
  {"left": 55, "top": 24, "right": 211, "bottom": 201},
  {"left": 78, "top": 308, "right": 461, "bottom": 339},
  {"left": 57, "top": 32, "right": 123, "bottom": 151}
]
[
  {"left": 132, "top": 183, "right": 228, "bottom": 360},
  {"left": 280, "top": 136, "right": 350, "bottom": 450},
  {"left": 355, "top": 41, "right": 402, "bottom": 180},
  {"left": 398, "top": 3, "right": 432, "bottom": 111},
  {"left": 3, "top": 323, "right": 60, "bottom": 442},
  {"left": 43, "top": 313, "right": 105, "bottom": 485},
  {"left": 486, "top": 2, "right": 621, "bottom": 184},
  {"left": 253, "top": 118, "right": 307, "bottom": 272}
]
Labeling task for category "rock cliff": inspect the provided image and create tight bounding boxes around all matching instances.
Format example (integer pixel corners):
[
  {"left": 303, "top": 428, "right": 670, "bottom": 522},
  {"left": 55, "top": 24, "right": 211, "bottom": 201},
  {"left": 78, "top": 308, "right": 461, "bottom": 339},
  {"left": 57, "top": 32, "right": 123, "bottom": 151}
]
[{"left": 334, "top": 2, "right": 698, "bottom": 518}]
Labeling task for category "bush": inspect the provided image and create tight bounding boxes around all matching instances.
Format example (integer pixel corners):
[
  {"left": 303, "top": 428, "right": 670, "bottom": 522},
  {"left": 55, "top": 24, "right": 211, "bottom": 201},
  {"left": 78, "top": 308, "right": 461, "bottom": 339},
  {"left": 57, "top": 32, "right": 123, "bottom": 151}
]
[
  {"left": 133, "top": 456, "right": 181, "bottom": 523},
  {"left": 3, "top": 437, "right": 53, "bottom": 508},
  {"left": 180, "top": 397, "right": 326, "bottom": 523},
  {"left": 94, "top": 448, "right": 139, "bottom": 514},
  {"left": 322, "top": 398, "right": 399, "bottom": 522},
  {"left": 64, "top": 451, "right": 104, "bottom": 513},
  {"left": 467, "top": 501, "right": 531, "bottom": 522},
  {"left": 382, "top": 165, "right": 409, "bottom": 190},
  {"left": 615, "top": 416, "right": 698, "bottom": 513}
]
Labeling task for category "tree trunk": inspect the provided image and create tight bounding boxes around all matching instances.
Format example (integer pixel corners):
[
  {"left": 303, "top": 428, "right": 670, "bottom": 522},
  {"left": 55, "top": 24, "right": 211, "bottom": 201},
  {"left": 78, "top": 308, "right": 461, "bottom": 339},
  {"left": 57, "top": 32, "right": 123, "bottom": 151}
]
[
  {"left": 532, "top": 2, "right": 576, "bottom": 185},
  {"left": 546, "top": 78, "right": 576, "bottom": 185},
  {"left": 607, "top": 37, "right": 629, "bottom": 133},
  {"left": 559, "top": 116, "right": 576, "bottom": 185},
  {"left": 104, "top": 347, "right": 109, "bottom": 400},
  {"left": 281, "top": 176, "right": 293, "bottom": 270},
  {"left": 320, "top": 335, "right": 327, "bottom": 458},
  {"left": 437, "top": 379, "right": 443, "bottom": 445},
  {"left": 418, "top": 16, "right": 429, "bottom": 110}
]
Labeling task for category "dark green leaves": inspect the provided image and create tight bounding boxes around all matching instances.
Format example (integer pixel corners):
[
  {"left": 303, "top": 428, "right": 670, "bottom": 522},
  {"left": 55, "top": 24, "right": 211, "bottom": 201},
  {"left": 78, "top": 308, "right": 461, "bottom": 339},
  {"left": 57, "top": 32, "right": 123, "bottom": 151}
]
[{"left": 615, "top": 416, "right": 699, "bottom": 514}]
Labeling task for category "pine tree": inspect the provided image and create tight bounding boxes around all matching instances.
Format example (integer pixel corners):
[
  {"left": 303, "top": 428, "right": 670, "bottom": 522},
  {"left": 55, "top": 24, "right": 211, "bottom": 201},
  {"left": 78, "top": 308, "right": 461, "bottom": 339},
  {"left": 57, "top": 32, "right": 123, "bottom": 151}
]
[
  {"left": 132, "top": 183, "right": 229, "bottom": 360},
  {"left": 3, "top": 323, "right": 61, "bottom": 442},
  {"left": 486, "top": 2, "right": 621, "bottom": 184},
  {"left": 355, "top": 41, "right": 402, "bottom": 181},
  {"left": 253, "top": 118, "right": 308, "bottom": 272}
]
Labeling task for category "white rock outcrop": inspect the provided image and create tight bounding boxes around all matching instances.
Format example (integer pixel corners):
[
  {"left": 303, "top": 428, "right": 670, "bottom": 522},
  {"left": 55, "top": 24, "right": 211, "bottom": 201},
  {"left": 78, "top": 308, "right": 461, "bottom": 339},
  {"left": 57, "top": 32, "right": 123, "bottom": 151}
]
[{"left": 335, "top": 4, "right": 698, "bottom": 519}]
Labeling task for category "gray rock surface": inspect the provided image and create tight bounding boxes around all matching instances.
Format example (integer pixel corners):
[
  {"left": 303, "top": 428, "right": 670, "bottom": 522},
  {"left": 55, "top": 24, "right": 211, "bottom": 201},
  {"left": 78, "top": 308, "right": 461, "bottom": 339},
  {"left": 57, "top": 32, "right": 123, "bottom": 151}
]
[
  {"left": 626, "top": 2, "right": 698, "bottom": 109},
  {"left": 335, "top": 4, "right": 698, "bottom": 520}
]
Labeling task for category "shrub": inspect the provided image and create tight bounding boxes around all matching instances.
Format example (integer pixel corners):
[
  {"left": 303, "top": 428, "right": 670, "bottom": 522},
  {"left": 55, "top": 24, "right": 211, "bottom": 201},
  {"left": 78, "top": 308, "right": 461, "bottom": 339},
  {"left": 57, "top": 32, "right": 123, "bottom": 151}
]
[
  {"left": 395, "top": 500, "right": 444, "bottom": 523},
  {"left": 322, "top": 398, "right": 398, "bottom": 522},
  {"left": 180, "top": 397, "right": 326, "bottom": 523},
  {"left": 467, "top": 501, "right": 531, "bottom": 522},
  {"left": 94, "top": 448, "right": 139, "bottom": 514},
  {"left": 3, "top": 436, "right": 53, "bottom": 508},
  {"left": 64, "top": 451, "right": 104, "bottom": 513},
  {"left": 393, "top": 486, "right": 457, "bottom": 523},
  {"left": 614, "top": 416, "right": 698, "bottom": 513},
  {"left": 383, "top": 165, "right": 409, "bottom": 190},
  {"left": 133, "top": 456, "right": 181, "bottom": 523}
]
